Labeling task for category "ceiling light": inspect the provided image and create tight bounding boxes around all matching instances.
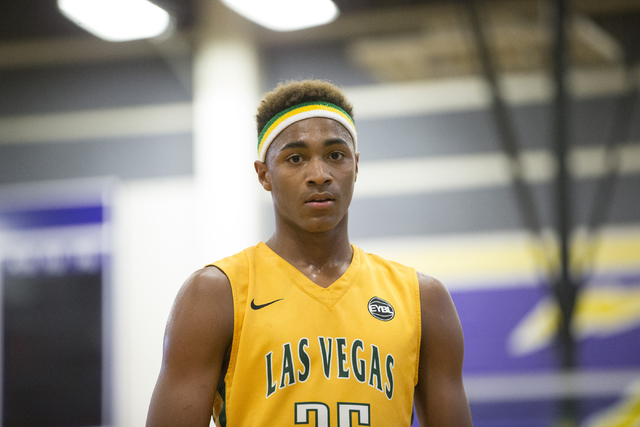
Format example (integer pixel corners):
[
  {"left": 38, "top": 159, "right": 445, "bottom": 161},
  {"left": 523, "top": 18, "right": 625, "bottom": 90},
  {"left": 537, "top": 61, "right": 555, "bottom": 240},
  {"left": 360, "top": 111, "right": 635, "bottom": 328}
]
[
  {"left": 57, "top": 0, "right": 172, "bottom": 42},
  {"left": 221, "top": 0, "right": 339, "bottom": 32}
]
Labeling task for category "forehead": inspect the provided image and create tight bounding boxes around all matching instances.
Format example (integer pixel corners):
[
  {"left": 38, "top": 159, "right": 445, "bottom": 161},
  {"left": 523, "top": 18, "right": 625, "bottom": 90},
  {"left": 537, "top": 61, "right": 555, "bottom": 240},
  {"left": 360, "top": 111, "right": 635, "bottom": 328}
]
[{"left": 270, "top": 117, "right": 355, "bottom": 151}]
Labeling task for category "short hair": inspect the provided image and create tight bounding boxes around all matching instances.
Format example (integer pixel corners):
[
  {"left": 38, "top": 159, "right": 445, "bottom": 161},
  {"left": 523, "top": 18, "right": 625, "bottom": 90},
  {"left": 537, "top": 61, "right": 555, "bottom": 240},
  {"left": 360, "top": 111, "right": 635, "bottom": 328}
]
[{"left": 255, "top": 79, "right": 354, "bottom": 137}]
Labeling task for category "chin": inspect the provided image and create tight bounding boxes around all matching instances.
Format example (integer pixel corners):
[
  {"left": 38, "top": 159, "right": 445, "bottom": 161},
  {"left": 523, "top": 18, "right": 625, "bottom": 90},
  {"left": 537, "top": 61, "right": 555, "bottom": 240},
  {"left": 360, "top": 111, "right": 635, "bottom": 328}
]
[
  {"left": 303, "top": 223, "right": 337, "bottom": 234},
  {"left": 303, "top": 217, "right": 346, "bottom": 234}
]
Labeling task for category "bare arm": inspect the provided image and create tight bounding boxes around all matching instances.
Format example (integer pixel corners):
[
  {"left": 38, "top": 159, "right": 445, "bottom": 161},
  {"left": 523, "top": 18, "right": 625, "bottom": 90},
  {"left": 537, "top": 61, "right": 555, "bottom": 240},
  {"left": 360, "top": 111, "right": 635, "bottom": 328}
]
[
  {"left": 146, "top": 267, "right": 234, "bottom": 427},
  {"left": 414, "top": 272, "right": 472, "bottom": 426}
]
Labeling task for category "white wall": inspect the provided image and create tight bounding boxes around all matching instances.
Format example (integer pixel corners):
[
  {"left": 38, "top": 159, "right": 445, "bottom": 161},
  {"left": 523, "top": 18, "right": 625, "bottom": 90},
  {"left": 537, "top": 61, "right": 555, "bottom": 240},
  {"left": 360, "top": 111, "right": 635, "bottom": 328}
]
[{"left": 113, "top": 177, "right": 202, "bottom": 426}]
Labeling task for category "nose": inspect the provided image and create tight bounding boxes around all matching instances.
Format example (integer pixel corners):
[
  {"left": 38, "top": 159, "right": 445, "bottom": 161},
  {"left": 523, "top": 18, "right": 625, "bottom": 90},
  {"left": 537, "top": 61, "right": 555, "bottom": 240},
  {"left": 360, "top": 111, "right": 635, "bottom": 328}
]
[{"left": 306, "top": 157, "right": 332, "bottom": 186}]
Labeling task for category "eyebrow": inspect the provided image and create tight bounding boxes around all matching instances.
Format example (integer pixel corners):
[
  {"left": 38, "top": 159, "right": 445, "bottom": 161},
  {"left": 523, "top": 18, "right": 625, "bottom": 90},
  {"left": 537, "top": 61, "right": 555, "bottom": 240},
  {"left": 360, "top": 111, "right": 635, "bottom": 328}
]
[
  {"left": 279, "top": 140, "right": 308, "bottom": 152},
  {"left": 279, "top": 138, "right": 350, "bottom": 153},
  {"left": 324, "top": 138, "right": 350, "bottom": 148}
]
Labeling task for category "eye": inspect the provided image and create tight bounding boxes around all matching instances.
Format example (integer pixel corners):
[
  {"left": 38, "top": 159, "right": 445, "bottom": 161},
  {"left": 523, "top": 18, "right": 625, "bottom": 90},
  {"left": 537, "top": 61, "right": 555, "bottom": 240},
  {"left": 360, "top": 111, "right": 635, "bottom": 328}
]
[
  {"left": 329, "top": 152, "right": 344, "bottom": 160},
  {"left": 287, "top": 154, "right": 302, "bottom": 163}
]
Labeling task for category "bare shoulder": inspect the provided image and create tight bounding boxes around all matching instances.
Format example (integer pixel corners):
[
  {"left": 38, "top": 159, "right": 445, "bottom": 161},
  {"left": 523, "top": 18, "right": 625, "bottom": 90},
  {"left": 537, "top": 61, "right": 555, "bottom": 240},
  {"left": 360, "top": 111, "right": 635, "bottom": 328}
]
[
  {"left": 416, "top": 271, "right": 448, "bottom": 294},
  {"left": 416, "top": 271, "right": 464, "bottom": 352},
  {"left": 166, "top": 266, "right": 234, "bottom": 348},
  {"left": 146, "top": 266, "right": 234, "bottom": 426},
  {"left": 180, "top": 265, "right": 231, "bottom": 298},
  {"left": 416, "top": 272, "right": 457, "bottom": 314},
  {"left": 414, "top": 272, "right": 472, "bottom": 426},
  {"left": 174, "top": 266, "right": 232, "bottom": 309}
]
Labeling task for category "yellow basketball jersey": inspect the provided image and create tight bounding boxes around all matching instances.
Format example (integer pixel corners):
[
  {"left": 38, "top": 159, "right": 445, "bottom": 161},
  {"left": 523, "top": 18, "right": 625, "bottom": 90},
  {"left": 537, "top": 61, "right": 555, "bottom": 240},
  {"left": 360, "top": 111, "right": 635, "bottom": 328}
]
[{"left": 211, "top": 242, "right": 421, "bottom": 426}]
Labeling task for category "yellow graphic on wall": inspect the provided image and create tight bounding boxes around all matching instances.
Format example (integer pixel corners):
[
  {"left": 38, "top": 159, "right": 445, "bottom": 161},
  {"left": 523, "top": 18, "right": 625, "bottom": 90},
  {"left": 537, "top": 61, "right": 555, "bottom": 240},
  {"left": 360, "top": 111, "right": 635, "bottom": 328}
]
[
  {"left": 582, "top": 379, "right": 640, "bottom": 427},
  {"left": 508, "top": 284, "right": 640, "bottom": 427},
  {"left": 508, "top": 284, "right": 640, "bottom": 356}
]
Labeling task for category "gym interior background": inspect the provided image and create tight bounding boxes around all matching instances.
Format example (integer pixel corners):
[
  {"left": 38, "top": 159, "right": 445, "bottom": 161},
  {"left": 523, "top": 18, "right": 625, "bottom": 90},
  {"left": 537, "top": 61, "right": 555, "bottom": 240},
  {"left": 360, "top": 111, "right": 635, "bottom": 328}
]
[{"left": 0, "top": 0, "right": 639, "bottom": 425}]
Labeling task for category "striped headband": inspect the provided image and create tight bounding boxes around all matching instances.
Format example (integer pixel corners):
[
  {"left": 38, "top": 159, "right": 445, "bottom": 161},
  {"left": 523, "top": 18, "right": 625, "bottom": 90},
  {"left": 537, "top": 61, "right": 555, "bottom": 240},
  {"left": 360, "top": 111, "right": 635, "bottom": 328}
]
[{"left": 257, "top": 101, "right": 357, "bottom": 162}]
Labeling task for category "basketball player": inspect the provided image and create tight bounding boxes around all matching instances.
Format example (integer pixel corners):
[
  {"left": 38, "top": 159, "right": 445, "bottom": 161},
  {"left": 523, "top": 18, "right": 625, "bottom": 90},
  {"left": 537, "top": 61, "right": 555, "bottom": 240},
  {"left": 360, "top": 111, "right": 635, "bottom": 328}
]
[{"left": 147, "top": 80, "right": 472, "bottom": 426}]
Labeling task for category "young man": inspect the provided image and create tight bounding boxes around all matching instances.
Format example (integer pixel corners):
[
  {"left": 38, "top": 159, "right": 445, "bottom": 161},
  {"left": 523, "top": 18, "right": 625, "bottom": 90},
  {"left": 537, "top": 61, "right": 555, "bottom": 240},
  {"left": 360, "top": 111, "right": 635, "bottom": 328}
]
[{"left": 147, "top": 80, "right": 472, "bottom": 426}]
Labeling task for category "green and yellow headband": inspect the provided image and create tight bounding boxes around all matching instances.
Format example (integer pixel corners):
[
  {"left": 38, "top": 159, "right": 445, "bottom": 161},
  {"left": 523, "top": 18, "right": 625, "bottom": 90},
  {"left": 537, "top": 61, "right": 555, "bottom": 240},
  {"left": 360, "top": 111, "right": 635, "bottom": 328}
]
[{"left": 257, "top": 101, "right": 357, "bottom": 162}]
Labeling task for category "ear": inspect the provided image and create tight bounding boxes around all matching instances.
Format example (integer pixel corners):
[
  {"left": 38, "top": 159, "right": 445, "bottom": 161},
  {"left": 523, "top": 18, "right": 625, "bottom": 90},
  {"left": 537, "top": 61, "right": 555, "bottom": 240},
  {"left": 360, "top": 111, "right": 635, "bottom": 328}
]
[
  {"left": 254, "top": 160, "right": 272, "bottom": 191},
  {"left": 354, "top": 151, "right": 360, "bottom": 182}
]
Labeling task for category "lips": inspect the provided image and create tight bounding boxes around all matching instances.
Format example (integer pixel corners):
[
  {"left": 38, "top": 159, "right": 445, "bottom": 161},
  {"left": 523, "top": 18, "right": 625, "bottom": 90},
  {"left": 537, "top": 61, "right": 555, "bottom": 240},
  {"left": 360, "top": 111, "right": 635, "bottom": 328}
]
[
  {"left": 305, "top": 193, "right": 335, "bottom": 207},
  {"left": 306, "top": 193, "right": 334, "bottom": 203}
]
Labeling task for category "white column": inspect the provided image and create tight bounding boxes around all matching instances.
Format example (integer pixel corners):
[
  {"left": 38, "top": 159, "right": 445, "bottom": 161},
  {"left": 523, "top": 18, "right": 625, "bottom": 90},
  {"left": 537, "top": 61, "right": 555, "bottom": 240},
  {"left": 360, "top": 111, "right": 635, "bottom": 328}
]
[
  {"left": 193, "top": 0, "right": 262, "bottom": 264},
  {"left": 115, "top": 4, "right": 263, "bottom": 426}
]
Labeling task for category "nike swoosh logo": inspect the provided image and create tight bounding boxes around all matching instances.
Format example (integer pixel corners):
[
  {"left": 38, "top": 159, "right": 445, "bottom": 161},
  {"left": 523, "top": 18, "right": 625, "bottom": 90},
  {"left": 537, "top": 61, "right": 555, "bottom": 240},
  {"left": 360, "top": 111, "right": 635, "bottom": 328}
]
[{"left": 251, "top": 298, "right": 283, "bottom": 310}]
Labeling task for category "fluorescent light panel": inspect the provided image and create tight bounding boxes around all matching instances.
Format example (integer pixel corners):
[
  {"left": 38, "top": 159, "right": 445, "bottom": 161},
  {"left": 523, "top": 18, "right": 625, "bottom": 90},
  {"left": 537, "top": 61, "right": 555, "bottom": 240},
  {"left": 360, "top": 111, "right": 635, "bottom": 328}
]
[
  {"left": 57, "top": 0, "right": 172, "bottom": 42},
  {"left": 221, "top": 0, "right": 339, "bottom": 32}
]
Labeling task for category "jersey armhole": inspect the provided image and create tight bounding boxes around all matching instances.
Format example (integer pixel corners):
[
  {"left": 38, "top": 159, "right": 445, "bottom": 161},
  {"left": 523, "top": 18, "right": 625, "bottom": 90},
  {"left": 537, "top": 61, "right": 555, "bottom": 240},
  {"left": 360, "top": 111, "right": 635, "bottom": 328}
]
[
  {"left": 413, "top": 268, "right": 421, "bottom": 387},
  {"left": 210, "top": 250, "right": 253, "bottom": 420}
]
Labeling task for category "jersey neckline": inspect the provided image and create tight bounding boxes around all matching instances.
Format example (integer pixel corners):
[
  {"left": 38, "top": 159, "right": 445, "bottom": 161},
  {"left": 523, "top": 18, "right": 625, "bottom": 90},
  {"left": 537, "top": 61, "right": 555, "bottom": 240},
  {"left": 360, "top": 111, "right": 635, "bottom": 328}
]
[{"left": 256, "top": 242, "right": 363, "bottom": 308}]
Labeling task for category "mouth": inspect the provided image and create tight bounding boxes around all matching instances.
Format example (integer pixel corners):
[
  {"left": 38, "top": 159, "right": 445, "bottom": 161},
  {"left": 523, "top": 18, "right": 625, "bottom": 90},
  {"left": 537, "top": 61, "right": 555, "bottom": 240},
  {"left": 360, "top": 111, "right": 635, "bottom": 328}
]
[{"left": 305, "top": 193, "right": 335, "bottom": 207}]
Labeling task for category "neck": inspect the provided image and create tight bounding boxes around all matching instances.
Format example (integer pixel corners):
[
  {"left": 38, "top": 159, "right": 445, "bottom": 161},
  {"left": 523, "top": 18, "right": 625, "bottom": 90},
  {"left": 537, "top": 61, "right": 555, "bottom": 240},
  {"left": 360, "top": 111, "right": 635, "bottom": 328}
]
[{"left": 265, "top": 216, "right": 353, "bottom": 287}]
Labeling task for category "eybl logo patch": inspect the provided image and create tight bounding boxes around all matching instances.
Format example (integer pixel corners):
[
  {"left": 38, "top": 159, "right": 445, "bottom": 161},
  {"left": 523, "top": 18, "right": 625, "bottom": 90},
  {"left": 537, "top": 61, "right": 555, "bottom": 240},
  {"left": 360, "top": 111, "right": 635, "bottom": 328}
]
[{"left": 368, "top": 297, "right": 395, "bottom": 321}]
